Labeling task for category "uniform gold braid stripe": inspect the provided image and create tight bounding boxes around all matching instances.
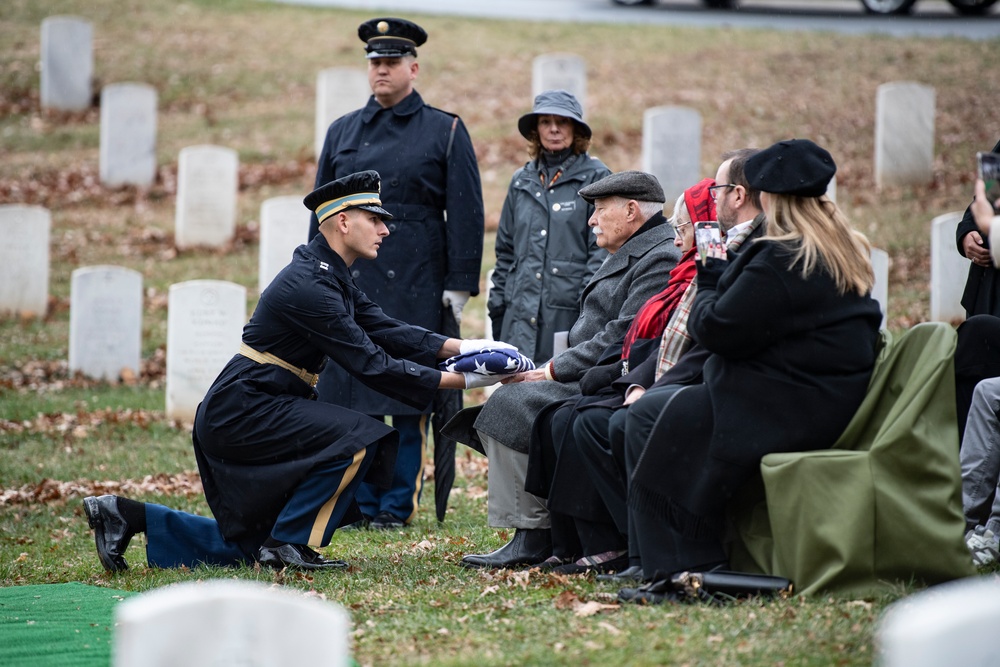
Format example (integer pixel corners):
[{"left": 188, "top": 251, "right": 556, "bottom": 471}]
[
  {"left": 316, "top": 193, "right": 382, "bottom": 223},
  {"left": 309, "top": 448, "right": 367, "bottom": 546}
]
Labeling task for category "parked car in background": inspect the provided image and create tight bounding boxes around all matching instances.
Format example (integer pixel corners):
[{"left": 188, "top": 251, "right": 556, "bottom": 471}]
[{"left": 611, "top": 0, "right": 995, "bottom": 15}]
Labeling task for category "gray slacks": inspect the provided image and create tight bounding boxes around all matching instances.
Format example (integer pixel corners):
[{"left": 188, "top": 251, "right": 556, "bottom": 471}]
[
  {"left": 961, "top": 376, "right": 1000, "bottom": 535},
  {"left": 479, "top": 431, "right": 550, "bottom": 529}
]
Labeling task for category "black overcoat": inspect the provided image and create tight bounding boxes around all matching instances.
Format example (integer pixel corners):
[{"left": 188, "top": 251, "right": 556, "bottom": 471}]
[
  {"left": 193, "top": 234, "right": 447, "bottom": 553},
  {"left": 309, "top": 90, "right": 484, "bottom": 415},
  {"left": 630, "top": 239, "right": 883, "bottom": 532}
]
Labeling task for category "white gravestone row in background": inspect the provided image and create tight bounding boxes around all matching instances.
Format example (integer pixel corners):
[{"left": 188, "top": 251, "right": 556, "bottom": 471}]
[
  {"left": 315, "top": 67, "right": 370, "bottom": 159},
  {"left": 930, "top": 211, "right": 967, "bottom": 324},
  {"left": 113, "top": 580, "right": 350, "bottom": 667},
  {"left": 870, "top": 247, "right": 889, "bottom": 329},
  {"left": 875, "top": 81, "right": 935, "bottom": 189},
  {"left": 100, "top": 83, "right": 158, "bottom": 187},
  {"left": 259, "top": 196, "right": 311, "bottom": 294},
  {"left": 40, "top": 15, "right": 93, "bottom": 112},
  {"left": 69, "top": 266, "right": 143, "bottom": 381},
  {"left": 174, "top": 145, "right": 239, "bottom": 250},
  {"left": 532, "top": 54, "right": 587, "bottom": 115},
  {"left": 642, "top": 106, "right": 701, "bottom": 208},
  {"left": 0, "top": 205, "right": 51, "bottom": 319},
  {"left": 166, "top": 280, "right": 246, "bottom": 422}
]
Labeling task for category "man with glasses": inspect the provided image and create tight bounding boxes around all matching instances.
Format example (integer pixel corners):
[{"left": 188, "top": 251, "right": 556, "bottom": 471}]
[{"left": 572, "top": 149, "right": 766, "bottom": 582}]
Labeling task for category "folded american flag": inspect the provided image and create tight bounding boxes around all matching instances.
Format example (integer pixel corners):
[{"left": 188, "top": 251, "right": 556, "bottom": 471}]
[{"left": 439, "top": 348, "right": 535, "bottom": 375}]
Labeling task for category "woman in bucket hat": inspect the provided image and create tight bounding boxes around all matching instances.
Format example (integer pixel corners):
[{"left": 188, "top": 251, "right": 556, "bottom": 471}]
[{"left": 488, "top": 90, "right": 612, "bottom": 364}]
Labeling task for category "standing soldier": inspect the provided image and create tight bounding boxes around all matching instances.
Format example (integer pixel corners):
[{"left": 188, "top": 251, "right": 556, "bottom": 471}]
[{"left": 309, "top": 17, "right": 485, "bottom": 529}]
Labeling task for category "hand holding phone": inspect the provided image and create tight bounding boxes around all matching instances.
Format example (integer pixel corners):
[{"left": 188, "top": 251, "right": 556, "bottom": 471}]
[
  {"left": 695, "top": 221, "right": 726, "bottom": 265},
  {"left": 977, "top": 152, "right": 1000, "bottom": 211}
]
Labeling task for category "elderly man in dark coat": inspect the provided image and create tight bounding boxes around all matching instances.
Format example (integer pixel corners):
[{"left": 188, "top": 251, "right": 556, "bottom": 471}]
[{"left": 448, "top": 171, "right": 681, "bottom": 569}]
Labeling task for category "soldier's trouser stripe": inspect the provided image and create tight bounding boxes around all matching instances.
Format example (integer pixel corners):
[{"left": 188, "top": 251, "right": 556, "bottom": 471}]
[
  {"left": 309, "top": 448, "right": 367, "bottom": 546},
  {"left": 407, "top": 414, "right": 429, "bottom": 524}
]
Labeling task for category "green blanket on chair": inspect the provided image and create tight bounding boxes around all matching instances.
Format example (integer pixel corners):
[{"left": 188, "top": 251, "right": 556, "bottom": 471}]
[{"left": 731, "top": 322, "right": 976, "bottom": 596}]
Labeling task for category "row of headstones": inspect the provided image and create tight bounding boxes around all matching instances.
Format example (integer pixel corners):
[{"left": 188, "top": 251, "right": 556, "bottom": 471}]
[{"left": 42, "top": 15, "right": 933, "bottom": 203}]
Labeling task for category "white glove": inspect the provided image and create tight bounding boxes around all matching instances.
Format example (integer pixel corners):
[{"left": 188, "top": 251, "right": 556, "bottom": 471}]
[
  {"left": 459, "top": 338, "right": 518, "bottom": 355},
  {"left": 442, "top": 290, "right": 471, "bottom": 324},
  {"left": 463, "top": 372, "right": 502, "bottom": 389}
]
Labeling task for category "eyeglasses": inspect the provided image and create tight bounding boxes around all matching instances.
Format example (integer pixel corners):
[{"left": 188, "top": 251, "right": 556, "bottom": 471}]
[
  {"left": 708, "top": 184, "right": 736, "bottom": 201},
  {"left": 671, "top": 220, "right": 692, "bottom": 232}
]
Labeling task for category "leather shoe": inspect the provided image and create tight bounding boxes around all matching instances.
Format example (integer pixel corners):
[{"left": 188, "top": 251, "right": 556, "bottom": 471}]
[
  {"left": 461, "top": 528, "right": 552, "bottom": 569},
  {"left": 83, "top": 495, "right": 133, "bottom": 573},
  {"left": 257, "top": 543, "right": 348, "bottom": 570},
  {"left": 597, "top": 564, "right": 644, "bottom": 583},
  {"left": 369, "top": 511, "right": 405, "bottom": 530}
]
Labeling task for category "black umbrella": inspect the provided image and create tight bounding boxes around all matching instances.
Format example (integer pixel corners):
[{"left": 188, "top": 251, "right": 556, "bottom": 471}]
[{"left": 431, "top": 307, "right": 462, "bottom": 521}]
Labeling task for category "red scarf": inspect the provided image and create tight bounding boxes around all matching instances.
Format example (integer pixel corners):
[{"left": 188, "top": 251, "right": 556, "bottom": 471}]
[{"left": 620, "top": 178, "right": 716, "bottom": 360}]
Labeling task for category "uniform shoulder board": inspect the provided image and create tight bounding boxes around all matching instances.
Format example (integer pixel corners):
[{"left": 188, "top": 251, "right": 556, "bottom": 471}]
[{"left": 425, "top": 104, "right": 460, "bottom": 121}]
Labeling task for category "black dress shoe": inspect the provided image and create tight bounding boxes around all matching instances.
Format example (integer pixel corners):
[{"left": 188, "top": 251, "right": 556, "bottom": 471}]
[
  {"left": 369, "top": 511, "right": 405, "bottom": 530},
  {"left": 257, "top": 543, "right": 348, "bottom": 570},
  {"left": 460, "top": 528, "right": 552, "bottom": 569},
  {"left": 83, "top": 495, "right": 133, "bottom": 573},
  {"left": 597, "top": 564, "right": 644, "bottom": 583}
]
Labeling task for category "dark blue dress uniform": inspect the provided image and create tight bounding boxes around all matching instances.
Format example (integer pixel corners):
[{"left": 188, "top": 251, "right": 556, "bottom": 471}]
[
  {"left": 143, "top": 229, "right": 448, "bottom": 567},
  {"left": 309, "top": 90, "right": 484, "bottom": 415}
]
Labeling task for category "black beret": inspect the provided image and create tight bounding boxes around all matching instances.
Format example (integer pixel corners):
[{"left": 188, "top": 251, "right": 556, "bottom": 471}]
[
  {"left": 358, "top": 18, "right": 427, "bottom": 59},
  {"left": 518, "top": 89, "right": 592, "bottom": 140},
  {"left": 578, "top": 171, "right": 665, "bottom": 204},
  {"left": 304, "top": 170, "right": 393, "bottom": 224},
  {"left": 744, "top": 139, "right": 836, "bottom": 198}
]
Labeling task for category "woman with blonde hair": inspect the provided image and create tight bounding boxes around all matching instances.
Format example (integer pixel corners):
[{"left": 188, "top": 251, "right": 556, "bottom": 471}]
[{"left": 619, "top": 139, "right": 883, "bottom": 603}]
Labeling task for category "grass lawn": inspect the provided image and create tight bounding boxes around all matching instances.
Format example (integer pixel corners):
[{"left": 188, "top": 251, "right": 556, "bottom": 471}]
[{"left": 2, "top": 0, "right": 998, "bottom": 664}]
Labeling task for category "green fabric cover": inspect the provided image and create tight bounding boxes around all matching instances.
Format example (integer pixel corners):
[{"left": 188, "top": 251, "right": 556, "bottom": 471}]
[
  {"left": 0, "top": 583, "right": 135, "bottom": 667},
  {"left": 730, "top": 322, "right": 976, "bottom": 596}
]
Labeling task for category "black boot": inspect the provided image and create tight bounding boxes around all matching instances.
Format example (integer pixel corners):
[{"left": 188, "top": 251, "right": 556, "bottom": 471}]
[
  {"left": 460, "top": 528, "right": 552, "bottom": 569},
  {"left": 83, "top": 495, "right": 135, "bottom": 573}
]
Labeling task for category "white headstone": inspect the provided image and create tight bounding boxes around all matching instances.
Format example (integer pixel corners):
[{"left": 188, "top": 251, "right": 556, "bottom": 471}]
[
  {"left": 532, "top": 54, "right": 587, "bottom": 114},
  {"left": 259, "top": 196, "right": 310, "bottom": 293},
  {"left": 875, "top": 82, "right": 935, "bottom": 189},
  {"left": 870, "top": 247, "right": 889, "bottom": 329},
  {"left": 69, "top": 266, "right": 143, "bottom": 381},
  {"left": 174, "top": 145, "right": 239, "bottom": 250},
  {"left": 877, "top": 577, "right": 1000, "bottom": 667},
  {"left": 315, "top": 68, "right": 370, "bottom": 158},
  {"left": 113, "top": 580, "right": 350, "bottom": 667},
  {"left": 100, "top": 83, "right": 157, "bottom": 187},
  {"left": 40, "top": 16, "right": 93, "bottom": 111},
  {"left": 930, "top": 211, "right": 968, "bottom": 324},
  {"left": 166, "top": 280, "right": 246, "bottom": 422},
  {"left": 826, "top": 175, "right": 837, "bottom": 205},
  {"left": 0, "top": 205, "right": 51, "bottom": 319},
  {"left": 641, "top": 106, "right": 701, "bottom": 207}
]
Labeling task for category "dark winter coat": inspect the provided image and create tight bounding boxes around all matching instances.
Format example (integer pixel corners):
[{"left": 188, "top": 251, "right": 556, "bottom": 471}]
[
  {"left": 488, "top": 153, "right": 611, "bottom": 363},
  {"left": 309, "top": 90, "right": 484, "bottom": 415},
  {"left": 630, "top": 239, "right": 882, "bottom": 531}
]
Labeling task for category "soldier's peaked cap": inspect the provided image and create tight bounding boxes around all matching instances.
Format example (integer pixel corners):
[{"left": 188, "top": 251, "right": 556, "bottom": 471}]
[
  {"left": 358, "top": 18, "right": 427, "bottom": 59},
  {"left": 304, "top": 170, "right": 393, "bottom": 225}
]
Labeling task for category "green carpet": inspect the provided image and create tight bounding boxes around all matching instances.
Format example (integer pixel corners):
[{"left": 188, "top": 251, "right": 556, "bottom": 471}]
[{"left": 0, "top": 583, "right": 135, "bottom": 667}]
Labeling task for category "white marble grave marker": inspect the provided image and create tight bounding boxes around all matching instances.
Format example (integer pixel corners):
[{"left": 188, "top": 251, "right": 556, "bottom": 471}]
[
  {"left": 166, "top": 280, "right": 246, "bottom": 422},
  {"left": 315, "top": 68, "right": 370, "bottom": 158},
  {"left": 114, "top": 580, "right": 350, "bottom": 667},
  {"left": 877, "top": 577, "right": 1000, "bottom": 667},
  {"left": 642, "top": 106, "right": 701, "bottom": 206},
  {"left": 532, "top": 54, "right": 587, "bottom": 114},
  {"left": 100, "top": 83, "right": 157, "bottom": 187},
  {"left": 69, "top": 266, "right": 143, "bottom": 381},
  {"left": 259, "top": 196, "right": 310, "bottom": 293},
  {"left": 40, "top": 16, "right": 93, "bottom": 111},
  {"left": 930, "top": 211, "right": 968, "bottom": 324},
  {"left": 0, "top": 205, "right": 51, "bottom": 319},
  {"left": 174, "top": 145, "right": 239, "bottom": 250},
  {"left": 870, "top": 247, "right": 889, "bottom": 329},
  {"left": 875, "top": 82, "right": 935, "bottom": 189}
]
